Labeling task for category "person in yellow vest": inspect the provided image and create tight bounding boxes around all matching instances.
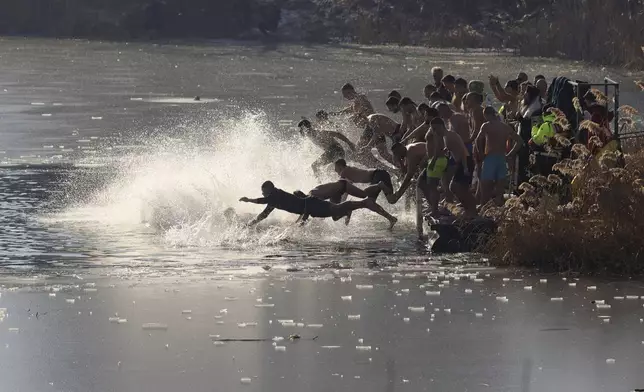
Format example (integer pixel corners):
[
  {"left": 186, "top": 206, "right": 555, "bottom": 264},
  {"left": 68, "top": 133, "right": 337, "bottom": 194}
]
[{"left": 529, "top": 110, "right": 557, "bottom": 147}]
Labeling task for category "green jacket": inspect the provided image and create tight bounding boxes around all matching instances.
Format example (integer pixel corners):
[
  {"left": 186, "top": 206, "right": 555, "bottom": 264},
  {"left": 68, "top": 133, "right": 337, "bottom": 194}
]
[{"left": 531, "top": 113, "right": 556, "bottom": 145}]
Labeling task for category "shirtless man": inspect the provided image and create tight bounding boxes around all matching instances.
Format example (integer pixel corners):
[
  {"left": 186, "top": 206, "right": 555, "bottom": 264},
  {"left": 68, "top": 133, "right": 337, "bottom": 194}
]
[
  {"left": 452, "top": 78, "right": 468, "bottom": 112},
  {"left": 337, "top": 83, "right": 375, "bottom": 128},
  {"left": 298, "top": 119, "right": 356, "bottom": 178},
  {"left": 423, "top": 118, "right": 452, "bottom": 218},
  {"left": 240, "top": 181, "right": 397, "bottom": 229},
  {"left": 436, "top": 102, "right": 470, "bottom": 202},
  {"left": 489, "top": 76, "right": 520, "bottom": 121},
  {"left": 358, "top": 113, "right": 401, "bottom": 167},
  {"left": 400, "top": 106, "right": 439, "bottom": 145},
  {"left": 334, "top": 159, "right": 394, "bottom": 201},
  {"left": 474, "top": 107, "right": 524, "bottom": 206},
  {"left": 385, "top": 96, "right": 400, "bottom": 114},
  {"left": 307, "top": 180, "right": 395, "bottom": 225},
  {"left": 432, "top": 67, "right": 453, "bottom": 102},
  {"left": 431, "top": 120, "right": 478, "bottom": 218},
  {"left": 398, "top": 98, "right": 425, "bottom": 142},
  {"left": 388, "top": 142, "right": 428, "bottom": 204}
]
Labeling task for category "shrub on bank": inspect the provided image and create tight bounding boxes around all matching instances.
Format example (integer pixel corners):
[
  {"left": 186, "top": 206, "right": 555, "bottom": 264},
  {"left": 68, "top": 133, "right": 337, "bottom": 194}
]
[{"left": 483, "top": 107, "right": 644, "bottom": 275}]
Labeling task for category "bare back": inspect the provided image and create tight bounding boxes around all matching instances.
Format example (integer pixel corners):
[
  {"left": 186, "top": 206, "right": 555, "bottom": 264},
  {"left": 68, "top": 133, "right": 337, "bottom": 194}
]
[
  {"left": 353, "top": 94, "right": 375, "bottom": 118},
  {"left": 444, "top": 131, "right": 469, "bottom": 163},
  {"left": 367, "top": 114, "right": 399, "bottom": 137},
  {"left": 406, "top": 142, "right": 429, "bottom": 173},
  {"left": 469, "top": 106, "right": 486, "bottom": 141},
  {"left": 340, "top": 166, "right": 374, "bottom": 183},
  {"left": 448, "top": 113, "right": 471, "bottom": 143},
  {"left": 480, "top": 120, "right": 514, "bottom": 156}
]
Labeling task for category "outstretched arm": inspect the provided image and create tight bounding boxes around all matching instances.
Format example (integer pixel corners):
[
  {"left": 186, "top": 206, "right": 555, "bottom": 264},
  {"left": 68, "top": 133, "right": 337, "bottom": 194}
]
[
  {"left": 248, "top": 206, "right": 275, "bottom": 226},
  {"left": 239, "top": 197, "right": 268, "bottom": 205},
  {"left": 329, "top": 131, "right": 356, "bottom": 151},
  {"left": 390, "top": 158, "right": 421, "bottom": 203},
  {"left": 474, "top": 123, "right": 487, "bottom": 157},
  {"left": 401, "top": 123, "right": 429, "bottom": 144}
]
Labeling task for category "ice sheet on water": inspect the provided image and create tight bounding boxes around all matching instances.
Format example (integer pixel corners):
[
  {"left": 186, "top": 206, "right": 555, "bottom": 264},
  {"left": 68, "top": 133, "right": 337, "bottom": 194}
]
[
  {"left": 551, "top": 297, "right": 564, "bottom": 302},
  {"left": 356, "top": 346, "right": 372, "bottom": 351},
  {"left": 348, "top": 315, "right": 361, "bottom": 320},
  {"left": 142, "top": 323, "right": 168, "bottom": 330},
  {"left": 274, "top": 346, "right": 286, "bottom": 352},
  {"left": 341, "top": 296, "right": 352, "bottom": 301},
  {"left": 408, "top": 307, "right": 425, "bottom": 313},
  {"left": 356, "top": 285, "right": 373, "bottom": 290},
  {"left": 254, "top": 304, "right": 275, "bottom": 308}
]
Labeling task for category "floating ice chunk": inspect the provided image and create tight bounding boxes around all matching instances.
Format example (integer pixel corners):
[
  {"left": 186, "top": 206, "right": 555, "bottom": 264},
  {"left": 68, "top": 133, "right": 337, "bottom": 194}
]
[
  {"left": 606, "top": 358, "right": 616, "bottom": 364},
  {"left": 408, "top": 307, "right": 425, "bottom": 313},
  {"left": 216, "top": 321, "right": 224, "bottom": 325},
  {"left": 551, "top": 297, "right": 564, "bottom": 302},
  {"left": 296, "top": 323, "right": 304, "bottom": 328},
  {"left": 341, "top": 296, "right": 352, "bottom": 301},
  {"left": 502, "top": 278, "right": 510, "bottom": 282},
  {"left": 341, "top": 277, "right": 352, "bottom": 282},
  {"left": 181, "top": 310, "right": 192, "bottom": 314},
  {"left": 595, "top": 300, "right": 606, "bottom": 305},
  {"left": 356, "top": 346, "right": 372, "bottom": 351},
  {"left": 109, "top": 317, "right": 120, "bottom": 323},
  {"left": 91, "top": 116, "right": 103, "bottom": 120},
  {"left": 307, "top": 324, "right": 323, "bottom": 328},
  {"left": 348, "top": 315, "right": 361, "bottom": 321},
  {"left": 209, "top": 335, "right": 221, "bottom": 340},
  {"left": 213, "top": 341, "right": 225, "bottom": 346},
  {"left": 539, "top": 279, "right": 548, "bottom": 284},
  {"left": 238, "top": 323, "right": 247, "bottom": 328},
  {"left": 219, "top": 309, "right": 228, "bottom": 314},
  {"left": 254, "top": 304, "right": 275, "bottom": 308},
  {"left": 613, "top": 296, "right": 624, "bottom": 300},
  {"left": 403, "top": 318, "right": 410, "bottom": 323},
  {"left": 626, "top": 295, "right": 638, "bottom": 300},
  {"left": 240, "top": 377, "right": 252, "bottom": 384},
  {"left": 465, "top": 289, "right": 473, "bottom": 294},
  {"left": 568, "top": 283, "right": 577, "bottom": 287},
  {"left": 524, "top": 286, "right": 533, "bottom": 291},
  {"left": 596, "top": 304, "right": 612, "bottom": 310},
  {"left": 602, "top": 318, "right": 610, "bottom": 323},
  {"left": 358, "top": 338, "right": 364, "bottom": 344},
  {"left": 8, "top": 328, "right": 19, "bottom": 333},
  {"left": 224, "top": 297, "right": 238, "bottom": 301},
  {"left": 272, "top": 336, "right": 284, "bottom": 342},
  {"left": 475, "top": 313, "right": 484, "bottom": 318},
  {"left": 281, "top": 322, "right": 296, "bottom": 327},
  {"left": 274, "top": 346, "right": 286, "bottom": 352},
  {"left": 66, "top": 299, "right": 75, "bottom": 304},
  {"left": 473, "top": 278, "right": 484, "bottom": 283},
  {"left": 142, "top": 323, "right": 168, "bottom": 330},
  {"left": 83, "top": 288, "right": 97, "bottom": 293},
  {"left": 356, "top": 285, "right": 373, "bottom": 290},
  {"left": 426, "top": 291, "right": 441, "bottom": 296},
  {"left": 587, "top": 286, "right": 597, "bottom": 291},
  {"left": 42, "top": 113, "right": 52, "bottom": 117},
  {"left": 401, "top": 289, "right": 410, "bottom": 294},
  {"left": 118, "top": 319, "right": 127, "bottom": 324},
  {"left": 496, "top": 296, "right": 508, "bottom": 302},
  {"left": 246, "top": 322, "right": 258, "bottom": 327},
  {"left": 392, "top": 280, "right": 400, "bottom": 284},
  {"left": 49, "top": 293, "right": 56, "bottom": 297}
]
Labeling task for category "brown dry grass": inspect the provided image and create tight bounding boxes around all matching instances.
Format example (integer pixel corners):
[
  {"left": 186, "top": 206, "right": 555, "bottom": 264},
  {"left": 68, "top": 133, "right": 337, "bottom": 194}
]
[{"left": 483, "top": 107, "right": 644, "bottom": 275}]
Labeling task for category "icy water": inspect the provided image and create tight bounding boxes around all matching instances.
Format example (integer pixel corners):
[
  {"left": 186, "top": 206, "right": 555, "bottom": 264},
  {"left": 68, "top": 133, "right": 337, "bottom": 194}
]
[{"left": 1, "top": 37, "right": 644, "bottom": 391}]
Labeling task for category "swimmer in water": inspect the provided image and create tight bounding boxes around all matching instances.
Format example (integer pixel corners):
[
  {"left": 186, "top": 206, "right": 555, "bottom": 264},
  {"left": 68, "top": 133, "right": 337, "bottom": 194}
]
[
  {"left": 298, "top": 119, "right": 356, "bottom": 178},
  {"left": 334, "top": 158, "right": 395, "bottom": 201},
  {"left": 240, "top": 181, "right": 397, "bottom": 229}
]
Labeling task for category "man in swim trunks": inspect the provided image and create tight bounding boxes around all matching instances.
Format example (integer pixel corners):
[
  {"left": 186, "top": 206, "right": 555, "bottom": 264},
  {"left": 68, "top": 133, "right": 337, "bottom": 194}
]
[
  {"left": 240, "top": 181, "right": 397, "bottom": 229},
  {"left": 430, "top": 120, "right": 478, "bottom": 218},
  {"left": 464, "top": 92, "right": 487, "bottom": 199},
  {"left": 489, "top": 76, "right": 520, "bottom": 121},
  {"left": 307, "top": 179, "right": 394, "bottom": 225},
  {"left": 388, "top": 142, "right": 428, "bottom": 204},
  {"left": 452, "top": 78, "right": 468, "bottom": 112},
  {"left": 334, "top": 158, "right": 394, "bottom": 201},
  {"left": 424, "top": 118, "right": 451, "bottom": 218},
  {"left": 298, "top": 119, "right": 356, "bottom": 178},
  {"left": 436, "top": 102, "right": 471, "bottom": 202},
  {"left": 474, "top": 107, "right": 524, "bottom": 206}
]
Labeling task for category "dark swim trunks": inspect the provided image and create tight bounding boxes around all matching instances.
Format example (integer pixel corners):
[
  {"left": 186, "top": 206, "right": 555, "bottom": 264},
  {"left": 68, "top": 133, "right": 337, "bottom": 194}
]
[
  {"left": 320, "top": 143, "right": 345, "bottom": 165},
  {"left": 304, "top": 196, "right": 334, "bottom": 218},
  {"left": 369, "top": 169, "right": 393, "bottom": 197},
  {"left": 453, "top": 156, "right": 474, "bottom": 185}
]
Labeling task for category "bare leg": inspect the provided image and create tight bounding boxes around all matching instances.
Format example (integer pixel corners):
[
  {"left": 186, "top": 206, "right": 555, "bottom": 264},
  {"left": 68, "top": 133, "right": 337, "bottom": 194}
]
[
  {"left": 450, "top": 181, "right": 478, "bottom": 219},
  {"left": 480, "top": 180, "right": 495, "bottom": 206},
  {"left": 426, "top": 178, "right": 441, "bottom": 218},
  {"left": 441, "top": 165, "right": 456, "bottom": 203},
  {"left": 332, "top": 199, "right": 398, "bottom": 229}
]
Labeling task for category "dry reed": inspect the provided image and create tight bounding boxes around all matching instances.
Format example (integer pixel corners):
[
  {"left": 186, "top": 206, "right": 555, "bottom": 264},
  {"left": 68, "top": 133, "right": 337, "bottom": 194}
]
[{"left": 483, "top": 106, "right": 644, "bottom": 275}]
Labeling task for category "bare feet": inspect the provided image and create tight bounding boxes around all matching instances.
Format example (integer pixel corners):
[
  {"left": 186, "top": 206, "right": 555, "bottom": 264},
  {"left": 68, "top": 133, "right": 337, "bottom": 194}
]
[
  {"left": 388, "top": 216, "right": 398, "bottom": 231},
  {"left": 344, "top": 211, "right": 352, "bottom": 226}
]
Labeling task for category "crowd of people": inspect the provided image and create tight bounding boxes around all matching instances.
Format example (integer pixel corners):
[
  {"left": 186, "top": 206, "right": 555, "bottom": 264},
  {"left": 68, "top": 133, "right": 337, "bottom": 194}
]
[{"left": 239, "top": 67, "right": 616, "bottom": 230}]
